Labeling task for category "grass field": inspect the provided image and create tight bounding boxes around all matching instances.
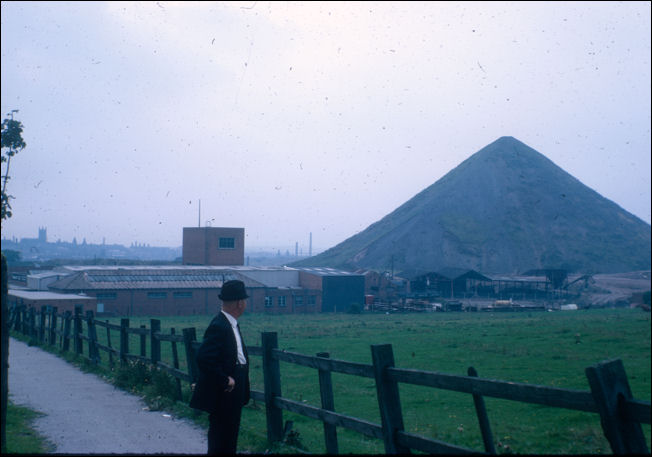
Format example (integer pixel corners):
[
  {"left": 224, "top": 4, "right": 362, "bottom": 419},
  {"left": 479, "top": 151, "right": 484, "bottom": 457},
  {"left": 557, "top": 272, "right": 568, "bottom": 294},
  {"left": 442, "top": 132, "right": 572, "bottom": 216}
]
[
  {"left": 89, "top": 307, "right": 651, "bottom": 454},
  {"left": 4, "top": 401, "right": 54, "bottom": 454}
]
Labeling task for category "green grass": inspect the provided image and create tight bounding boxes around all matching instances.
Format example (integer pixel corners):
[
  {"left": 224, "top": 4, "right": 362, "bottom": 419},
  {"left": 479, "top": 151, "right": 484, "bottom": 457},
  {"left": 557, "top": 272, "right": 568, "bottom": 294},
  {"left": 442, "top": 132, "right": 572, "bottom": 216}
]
[
  {"left": 11, "top": 308, "right": 652, "bottom": 454},
  {"left": 4, "top": 401, "right": 54, "bottom": 454}
]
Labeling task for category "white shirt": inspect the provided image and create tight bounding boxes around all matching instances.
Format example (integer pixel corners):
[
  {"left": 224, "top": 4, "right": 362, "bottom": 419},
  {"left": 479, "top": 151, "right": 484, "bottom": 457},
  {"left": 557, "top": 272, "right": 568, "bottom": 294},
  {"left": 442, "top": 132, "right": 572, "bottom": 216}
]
[{"left": 221, "top": 310, "right": 247, "bottom": 365}]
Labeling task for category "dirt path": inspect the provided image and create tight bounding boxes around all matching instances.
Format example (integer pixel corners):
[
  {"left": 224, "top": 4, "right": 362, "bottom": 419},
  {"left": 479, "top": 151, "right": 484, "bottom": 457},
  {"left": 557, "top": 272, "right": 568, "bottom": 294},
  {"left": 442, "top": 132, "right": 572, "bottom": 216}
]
[{"left": 8, "top": 337, "right": 208, "bottom": 454}]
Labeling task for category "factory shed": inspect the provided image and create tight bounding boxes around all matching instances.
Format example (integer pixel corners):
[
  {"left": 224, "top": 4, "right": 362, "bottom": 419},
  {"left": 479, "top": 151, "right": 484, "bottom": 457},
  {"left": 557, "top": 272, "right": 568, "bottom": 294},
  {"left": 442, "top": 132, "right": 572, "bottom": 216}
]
[
  {"left": 409, "top": 268, "right": 492, "bottom": 299},
  {"left": 7, "top": 288, "right": 97, "bottom": 314},
  {"left": 486, "top": 273, "right": 553, "bottom": 300},
  {"left": 26, "top": 271, "right": 69, "bottom": 291},
  {"left": 226, "top": 266, "right": 322, "bottom": 314},
  {"left": 43, "top": 265, "right": 326, "bottom": 316},
  {"left": 47, "top": 266, "right": 267, "bottom": 316},
  {"left": 295, "top": 267, "right": 365, "bottom": 312}
]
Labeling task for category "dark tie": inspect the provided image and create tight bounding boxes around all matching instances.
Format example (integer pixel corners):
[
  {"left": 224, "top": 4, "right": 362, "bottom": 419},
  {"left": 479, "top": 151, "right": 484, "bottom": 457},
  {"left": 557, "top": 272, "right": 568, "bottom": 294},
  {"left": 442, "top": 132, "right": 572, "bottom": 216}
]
[{"left": 237, "top": 324, "right": 248, "bottom": 362}]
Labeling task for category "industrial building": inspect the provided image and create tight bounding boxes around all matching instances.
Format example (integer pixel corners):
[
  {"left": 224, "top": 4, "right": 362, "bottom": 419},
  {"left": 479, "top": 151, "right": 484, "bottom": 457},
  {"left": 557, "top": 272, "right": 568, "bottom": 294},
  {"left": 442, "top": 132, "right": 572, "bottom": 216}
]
[
  {"left": 6, "top": 289, "right": 97, "bottom": 314},
  {"left": 38, "top": 265, "right": 363, "bottom": 316},
  {"left": 407, "top": 268, "right": 565, "bottom": 300},
  {"left": 5, "top": 226, "right": 365, "bottom": 316}
]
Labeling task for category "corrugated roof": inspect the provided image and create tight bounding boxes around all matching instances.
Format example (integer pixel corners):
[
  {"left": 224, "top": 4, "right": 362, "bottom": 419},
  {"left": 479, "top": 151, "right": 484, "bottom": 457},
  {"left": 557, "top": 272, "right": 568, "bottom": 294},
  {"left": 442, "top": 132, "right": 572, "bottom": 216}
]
[
  {"left": 487, "top": 275, "right": 549, "bottom": 282},
  {"left": 46, "top": 265, "right": 362, "bottom": 291},
  {"left": 292, "top": 266, "right": 362, "bottom": 277},
  {"left": 411, "top": 269, "right": 492, "bottom": 282},
  {"left": 9, "top": 289, "right": 96, "bottom": 301},
  {"left": 48, "top": 269, "right": 267, "bottom": 291},
  {"left": 27, "top": 271, "right": 63, "bottom": 279}
]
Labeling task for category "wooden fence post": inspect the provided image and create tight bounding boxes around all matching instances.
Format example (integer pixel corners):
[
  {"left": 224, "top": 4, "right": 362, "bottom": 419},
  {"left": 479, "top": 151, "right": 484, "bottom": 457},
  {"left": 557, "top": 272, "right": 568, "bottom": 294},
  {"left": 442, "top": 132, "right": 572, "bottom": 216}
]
[
  {"left": 22, "top": 306, "right": 29, "bottom": 336},
  {"left": 49, "top": 307, "right": 58, "bottom": 346},
  {"left": 20, "top": 306, "right": 26, "bottom": 335},
  {"left": 138, "top": 325, "right": 146, "bottom": 358},
  {"left": 371, "top": 344, "right": 409, "bottom": 455},
  {"left": 317, "top": 351, "right": 338, "bottom": 454},
  {"left": 17, "top": 306, "right": 23, "bottom": 334},
  {"left": 38, "top": 305, "right": 46, "bottom": 343},
  {"left": 106, "top": 321, "right": 114, "bottom": 367},
  {"left": 58, "top": 310, "right": 65, "bottom": 347},
  {"left": 7, "top": 305, "right": 15, "bottom": 330},
  {"left": 73, "top": 305, "right": 83, "bottom": 355},
  {"left": 171, "top": 328, "right": 182, "bottom": 401},
  {"left": 14, "top": 305, "right": 23, "bottom": 332},
  {"left": 262, "top": 331, "right": 284, "bottom": 443},
  {"left": 150, "top": 319, "right": 161, "bottom": 364},
  {"left": 468, "top": 366, "right": 496, "bottom": 454},
  {"left": 585, "top": 359, "right": 649, "bottom": 454},
  {"left": 62, "top": 310, "right": 72, "bottom": 351},
  {"left": 182, "top": 328, "right": 198, "bottom": 383},
  {"left": 8, "top": 305, "right": 14, "bottom": 330},
  {"left": 120, "top": 318, "right": 130, "bottom": 363},
  {"left": 28, "top": 307, "right": 36, "bottom": 341},
  {"left": 85, "top": 310, "right": 100, "bottom": 364}
]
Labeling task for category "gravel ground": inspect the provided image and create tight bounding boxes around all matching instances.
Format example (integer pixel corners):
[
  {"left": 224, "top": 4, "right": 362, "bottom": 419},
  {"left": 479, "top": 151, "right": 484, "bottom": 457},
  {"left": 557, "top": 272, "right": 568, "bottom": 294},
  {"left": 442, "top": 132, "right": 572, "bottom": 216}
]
[{"left": 8, "top": 337, "right": 208, "bottom": 454}]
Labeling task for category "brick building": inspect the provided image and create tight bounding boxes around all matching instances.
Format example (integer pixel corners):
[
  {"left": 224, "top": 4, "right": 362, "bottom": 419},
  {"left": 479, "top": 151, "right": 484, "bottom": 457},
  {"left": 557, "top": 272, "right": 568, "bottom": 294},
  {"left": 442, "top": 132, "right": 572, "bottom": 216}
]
[
  {"left": 45, "top": 265, "right": 338, "bottom": 316},
  {"left": 182, "top": 227, "right": 245, "bottom": 266}
]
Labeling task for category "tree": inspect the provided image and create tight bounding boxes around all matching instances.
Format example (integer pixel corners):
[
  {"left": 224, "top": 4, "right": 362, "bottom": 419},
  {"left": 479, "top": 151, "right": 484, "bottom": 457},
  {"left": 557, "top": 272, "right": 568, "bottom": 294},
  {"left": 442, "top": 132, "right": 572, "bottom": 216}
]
[
  {"left": 1, "top": 110, "right": 26, "bottom": 223},
  {"left": 1, "top": 109, "right": 25, "bottom": 452},
  {"left": 1, "top": 253, "right": 7, "bottom": 453},
  {"left": 1, "top": 250, "right": 21, "bottom": 264}
]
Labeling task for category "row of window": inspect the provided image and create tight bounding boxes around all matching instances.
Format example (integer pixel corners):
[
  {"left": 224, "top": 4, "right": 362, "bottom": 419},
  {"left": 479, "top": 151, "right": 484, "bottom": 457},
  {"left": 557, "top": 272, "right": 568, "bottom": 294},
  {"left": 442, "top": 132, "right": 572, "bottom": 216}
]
[
  {"left": 264, "top": 295, "right": 317, "bottom": 307},
  {"left": 97, "top": 292, "right": 316, "bottom": 304},
  {"left": 96, "top": 292, "right": 193, "bottom": 300}
]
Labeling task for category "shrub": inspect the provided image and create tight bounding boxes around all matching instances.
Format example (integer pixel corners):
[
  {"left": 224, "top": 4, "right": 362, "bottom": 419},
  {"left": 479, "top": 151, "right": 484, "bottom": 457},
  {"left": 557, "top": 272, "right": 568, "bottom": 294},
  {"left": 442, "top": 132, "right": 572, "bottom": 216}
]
[
  {"left": 114, "top": 360, "right": 151, "bottom": 390},
  {"left": 347, "top": 303, "right": 363, "bottom": 314},
  {"left": 113, "top": 360, "right": 180, "bottom": 409}
]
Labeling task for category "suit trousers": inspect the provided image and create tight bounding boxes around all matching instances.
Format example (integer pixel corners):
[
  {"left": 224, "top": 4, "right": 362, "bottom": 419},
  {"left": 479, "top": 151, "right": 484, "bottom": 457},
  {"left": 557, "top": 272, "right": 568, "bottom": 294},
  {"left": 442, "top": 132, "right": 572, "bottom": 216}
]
[{"left": 207, "top": 365, "right": 248, "bottom": 455}]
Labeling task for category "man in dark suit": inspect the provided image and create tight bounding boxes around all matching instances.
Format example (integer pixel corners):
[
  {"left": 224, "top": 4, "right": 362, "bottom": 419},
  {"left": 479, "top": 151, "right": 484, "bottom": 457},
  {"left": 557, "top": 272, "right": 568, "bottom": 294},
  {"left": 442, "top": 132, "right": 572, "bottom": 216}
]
[{"left": 190, "top": 280, "right": 251, "bottom": 455}]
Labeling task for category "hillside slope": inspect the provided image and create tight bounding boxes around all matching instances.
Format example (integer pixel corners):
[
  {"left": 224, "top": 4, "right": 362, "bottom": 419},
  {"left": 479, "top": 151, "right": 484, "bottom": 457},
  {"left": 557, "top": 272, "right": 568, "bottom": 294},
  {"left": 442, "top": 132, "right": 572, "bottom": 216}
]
[{"left": 292, "top": 137, "right": 651, "bottom": 274}]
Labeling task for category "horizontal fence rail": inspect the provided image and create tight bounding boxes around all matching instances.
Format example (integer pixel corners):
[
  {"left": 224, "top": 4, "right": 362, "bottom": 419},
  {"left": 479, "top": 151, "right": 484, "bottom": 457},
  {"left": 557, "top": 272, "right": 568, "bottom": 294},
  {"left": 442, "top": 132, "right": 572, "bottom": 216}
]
[
  {"left": 274, "top": 397, "right": 384, "bottom": 440},
  {"left": 8, "top": 305, "right": 651, "bottom": 455},
  {"left": 273, "top": 349, "right": 376, "bottom": 378},
  {"left": 387, "top": 367, "right": 599, "bottom": 413}
]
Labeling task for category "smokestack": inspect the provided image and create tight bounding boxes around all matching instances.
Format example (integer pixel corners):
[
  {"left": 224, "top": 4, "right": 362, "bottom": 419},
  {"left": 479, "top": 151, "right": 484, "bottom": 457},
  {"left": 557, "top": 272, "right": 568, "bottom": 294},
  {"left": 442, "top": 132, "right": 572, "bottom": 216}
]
[
  {"left": 295, "top": 242, "right": 298, "bottom": 256},
  {"left": 309, "top": 232, "right": 312, "bottom": 256},
  {"left": 198, "top": 199, "right": 201, "bottom": 227}
]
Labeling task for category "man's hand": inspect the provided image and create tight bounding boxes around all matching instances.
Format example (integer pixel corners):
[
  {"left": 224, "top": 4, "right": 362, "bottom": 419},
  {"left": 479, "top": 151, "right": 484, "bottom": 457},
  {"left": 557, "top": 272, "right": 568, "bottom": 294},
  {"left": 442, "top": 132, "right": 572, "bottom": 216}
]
[{"left": 225, "top": 376, "right": 235, "bottom": 392}]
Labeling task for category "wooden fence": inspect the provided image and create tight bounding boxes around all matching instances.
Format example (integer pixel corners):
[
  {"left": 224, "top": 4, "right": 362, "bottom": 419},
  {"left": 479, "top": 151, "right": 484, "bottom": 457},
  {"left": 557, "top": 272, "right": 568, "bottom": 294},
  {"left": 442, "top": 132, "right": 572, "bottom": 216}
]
[{"left": 8, "top": 304, "right": 651, "bottom": 454}]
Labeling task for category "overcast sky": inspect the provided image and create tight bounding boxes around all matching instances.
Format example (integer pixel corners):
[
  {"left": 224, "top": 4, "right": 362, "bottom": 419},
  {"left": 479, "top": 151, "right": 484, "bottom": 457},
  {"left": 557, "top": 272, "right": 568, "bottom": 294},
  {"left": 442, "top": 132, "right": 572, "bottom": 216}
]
[{"left": 1, "top": 1, "right": 650, "bottom": 253}]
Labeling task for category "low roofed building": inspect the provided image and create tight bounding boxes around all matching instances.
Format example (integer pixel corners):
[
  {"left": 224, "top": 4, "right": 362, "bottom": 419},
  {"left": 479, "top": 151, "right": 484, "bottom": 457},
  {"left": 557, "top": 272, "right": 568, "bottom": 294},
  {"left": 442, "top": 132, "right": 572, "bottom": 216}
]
[
  {"left": 7, "top": 288, "right": 97, "bottom": 314},
  {"left": 43, "top": 265, "right": 359, "bottom": 316}
]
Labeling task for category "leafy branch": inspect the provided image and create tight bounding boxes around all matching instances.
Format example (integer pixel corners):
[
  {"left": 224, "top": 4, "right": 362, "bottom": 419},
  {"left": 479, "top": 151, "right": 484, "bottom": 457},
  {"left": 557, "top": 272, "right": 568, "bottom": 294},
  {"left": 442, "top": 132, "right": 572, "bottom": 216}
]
[{"left": 1, "top": 110, "right": 26, "bottom": 223}]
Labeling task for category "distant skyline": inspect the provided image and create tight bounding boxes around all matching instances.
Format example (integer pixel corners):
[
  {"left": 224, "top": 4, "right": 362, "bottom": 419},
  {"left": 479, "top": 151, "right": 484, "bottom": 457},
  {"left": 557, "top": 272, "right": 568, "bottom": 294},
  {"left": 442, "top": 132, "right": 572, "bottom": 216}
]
[
  {"left": 1, "top": 1, "right": 650, "bottom": 253},
  {"left": 1, "top": 225, "right": 320, "bottom": 254}
]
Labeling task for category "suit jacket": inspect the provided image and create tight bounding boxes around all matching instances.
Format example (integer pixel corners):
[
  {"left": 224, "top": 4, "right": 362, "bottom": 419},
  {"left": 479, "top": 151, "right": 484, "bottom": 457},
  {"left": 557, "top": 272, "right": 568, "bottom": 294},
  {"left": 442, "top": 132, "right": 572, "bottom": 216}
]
[{"left": 189, "top": 312, "right": 250, "bottom": 414}]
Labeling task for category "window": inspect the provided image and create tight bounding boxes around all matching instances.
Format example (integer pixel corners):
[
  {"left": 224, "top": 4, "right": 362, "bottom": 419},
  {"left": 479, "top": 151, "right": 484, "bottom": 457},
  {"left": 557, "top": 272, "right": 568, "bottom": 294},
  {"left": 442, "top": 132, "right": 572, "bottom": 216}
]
[
  {"left": 308, "top": 295, "right": 316, "bottom": 305},
  {"left": 264, "top": 296, "right": 273, "bottom": 307},
  {"left": 173, "top": 291, "right": 192, "bottom": 298},
  {"left": 96, "top": 292, "right": 117, "bottom": 300},
  {"left": 278, "top": 296, "right": 286, "bottom": 307},
  {"left": 294, "top": 295, "right": 304, "bottom": 306},
  {"left": 147, "top": 292, "right": 167, "bottom": 299},
  {"left": 219, "top": 237, "right": 235, "bottom": 249}
]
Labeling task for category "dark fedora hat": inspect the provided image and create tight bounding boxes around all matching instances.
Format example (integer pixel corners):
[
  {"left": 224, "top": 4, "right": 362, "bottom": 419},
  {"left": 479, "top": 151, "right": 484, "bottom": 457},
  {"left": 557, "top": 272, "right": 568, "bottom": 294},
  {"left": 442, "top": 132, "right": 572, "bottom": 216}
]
[{"left": 219, "top": 279, "right": 249, "bottom": 301}]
